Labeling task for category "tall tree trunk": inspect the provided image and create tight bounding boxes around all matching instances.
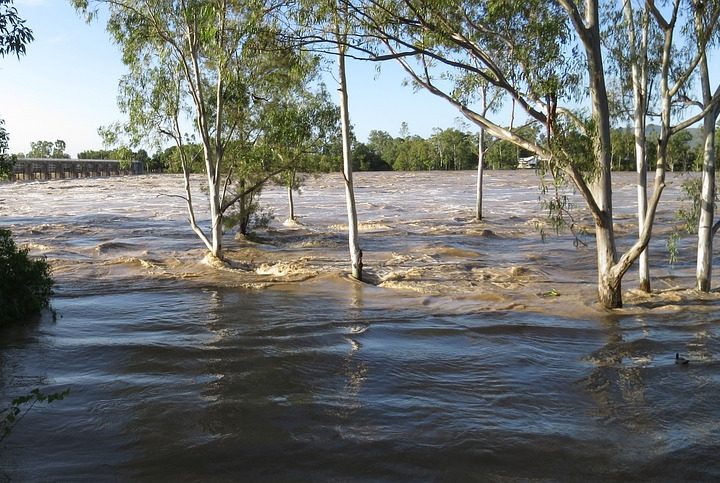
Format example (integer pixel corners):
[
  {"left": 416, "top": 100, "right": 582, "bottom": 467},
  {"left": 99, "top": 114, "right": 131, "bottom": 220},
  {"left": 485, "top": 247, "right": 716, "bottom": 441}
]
[
  {"left": 625, "top": 2, "right": 651, "bottom": 292},
  {"left": 695, "top": 11, "right": 719, "bottom": 292},
  {"left": 336, "top": 19, "right": 363, "bottom": 281},
  {"left": 475, "top": 128, "right": 484, "bottom": 221},
  {"left": 584, "top": 4, "right": 621, "bottom": 308},
  {"left": 696, "top": 109, "right": 716, "bottom": 291}
]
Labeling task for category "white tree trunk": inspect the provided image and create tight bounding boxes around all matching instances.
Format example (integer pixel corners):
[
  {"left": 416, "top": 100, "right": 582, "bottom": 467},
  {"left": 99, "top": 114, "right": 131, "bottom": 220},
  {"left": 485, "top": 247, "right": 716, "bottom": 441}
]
[
  {"left": 695, "top": 29, "right": 718, "bottom": 292},
  {"left": 696, "top": 117, "right": 715, "bottom": 291},
  {"left": 337, "top": 36, "right": 363, "bottom": 281},
  {"left": 625, "top": 2, "right": 651, "bottom": 292},
  {"left": 475, "top": 129, "right": 484, "bottom": 221}
]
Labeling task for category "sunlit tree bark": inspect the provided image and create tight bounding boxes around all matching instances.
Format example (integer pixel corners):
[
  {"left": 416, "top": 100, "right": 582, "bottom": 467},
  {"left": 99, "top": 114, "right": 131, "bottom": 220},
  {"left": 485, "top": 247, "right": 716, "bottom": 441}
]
[
  {"left": 336, "top": 0, "right": 363, "bottom": 280},
  {"left": 692, "top": 0, "right": 720, "bottom": 292}
]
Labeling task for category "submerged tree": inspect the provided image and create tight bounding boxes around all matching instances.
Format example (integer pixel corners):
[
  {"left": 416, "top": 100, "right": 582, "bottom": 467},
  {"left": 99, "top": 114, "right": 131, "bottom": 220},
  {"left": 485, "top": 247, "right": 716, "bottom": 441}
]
[
  {"left": 345, "top": 0, "right": 720, "bottom": 308},
  {"left": 284, "top": 0, "right": 365, "bottom": 280},
  {"left": 73, "top": 0, "right": 317, "bottom": 261},
  {"left": 605, "top": 0, "right": 660, "bottom": 292},
  {"left": 691, "top": 0, "right": 720, "bottom": 292},
  {"left": 336, "top": 0, "right": 363, "bottom": 280},
  {"left": 258, "top": 85, "right": 341, "bottom": 222}
]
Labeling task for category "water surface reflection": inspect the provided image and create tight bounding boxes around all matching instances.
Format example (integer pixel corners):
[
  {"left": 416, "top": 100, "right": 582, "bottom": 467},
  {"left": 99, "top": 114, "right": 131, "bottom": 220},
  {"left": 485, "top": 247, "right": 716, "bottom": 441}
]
[{"left": 2, "top": 284, "right": 719, "bottom": 480}]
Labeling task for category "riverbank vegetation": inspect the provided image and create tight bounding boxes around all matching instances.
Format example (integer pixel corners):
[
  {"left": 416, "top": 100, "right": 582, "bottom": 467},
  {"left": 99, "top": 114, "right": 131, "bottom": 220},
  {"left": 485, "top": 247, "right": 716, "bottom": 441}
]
[
  {"left": 0, "top": 229, "right": 53, "bottom": 325},
  {"left": 1, "top": 1, "right": 54, "bottom": 325}
]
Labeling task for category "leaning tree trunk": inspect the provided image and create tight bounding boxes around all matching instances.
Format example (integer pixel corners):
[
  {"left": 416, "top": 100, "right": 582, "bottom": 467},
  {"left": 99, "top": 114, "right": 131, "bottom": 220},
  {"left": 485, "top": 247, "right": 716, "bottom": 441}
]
[{"left": 337, "top": 31, "right": 363, "bottom": 281}]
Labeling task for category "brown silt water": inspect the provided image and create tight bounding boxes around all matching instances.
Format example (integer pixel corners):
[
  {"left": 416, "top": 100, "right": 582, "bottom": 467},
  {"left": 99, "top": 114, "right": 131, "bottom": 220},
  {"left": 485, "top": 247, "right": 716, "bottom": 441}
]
[{"left": 1, "top": 171, "right": 719, "bottom": 481}]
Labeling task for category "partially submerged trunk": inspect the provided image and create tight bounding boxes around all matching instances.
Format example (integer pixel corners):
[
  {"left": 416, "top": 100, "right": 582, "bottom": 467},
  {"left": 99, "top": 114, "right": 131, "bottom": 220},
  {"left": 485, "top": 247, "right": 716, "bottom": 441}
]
[
  {"left": 202, "top": 144, "right": 224, "bottom": 260},
  {"left": 475, "top": 129, "right": 484, "bottom": 221},
  {"left": 695, "top": 113, "right": 716, "bottom": 291},
  {"left": 562, "top": 0, "right": 664, "bottom": 308},
  {"left": 287, "top": 185, "right": 296, "bottom": 221},
  {"left": 336, "top": 17, "right": 363, "bottom": 281},
  {"left": 585, "top": 5, "right": 622, "bottom": 308},
  {"left": 694, "top": 28, "right": 719, "bottom": 292},
  {"left": 624, "top": 1, "right": 651, "bottom": 292}
]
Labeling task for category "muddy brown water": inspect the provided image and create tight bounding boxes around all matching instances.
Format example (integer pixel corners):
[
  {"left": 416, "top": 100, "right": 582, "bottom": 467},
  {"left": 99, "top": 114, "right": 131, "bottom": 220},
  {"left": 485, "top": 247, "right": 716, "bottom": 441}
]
[{"left": 1, "top": 171, "right": 720, "bottom": 481}]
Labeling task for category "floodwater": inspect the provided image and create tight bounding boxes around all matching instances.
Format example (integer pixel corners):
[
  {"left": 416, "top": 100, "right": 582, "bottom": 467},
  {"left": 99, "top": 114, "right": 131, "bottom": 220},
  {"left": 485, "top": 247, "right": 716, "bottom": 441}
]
[{"left": 1, "top": 170, "right": 720, "bottom": 481}]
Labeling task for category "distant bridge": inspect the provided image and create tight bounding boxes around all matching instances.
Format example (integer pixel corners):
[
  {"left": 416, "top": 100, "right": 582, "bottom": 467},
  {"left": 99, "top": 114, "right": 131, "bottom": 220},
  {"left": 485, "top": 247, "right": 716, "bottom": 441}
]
[{"left": 10, "top": 158, "right": 144, "bottom": 182}]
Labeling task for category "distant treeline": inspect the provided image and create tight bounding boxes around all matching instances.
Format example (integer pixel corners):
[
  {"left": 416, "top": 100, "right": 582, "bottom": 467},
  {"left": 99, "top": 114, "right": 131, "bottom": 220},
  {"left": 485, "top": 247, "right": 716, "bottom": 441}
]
[{"left": 77, "top": 124, "right": 716, "bottom": 174}]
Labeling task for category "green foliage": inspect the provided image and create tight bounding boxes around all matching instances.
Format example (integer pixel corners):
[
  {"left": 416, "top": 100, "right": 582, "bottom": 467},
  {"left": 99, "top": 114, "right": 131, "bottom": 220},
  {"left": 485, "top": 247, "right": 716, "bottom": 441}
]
[
  {"left": 0, "top": 0, "right": 33, "bottom": 58},
  {"left": 535, "top": 171, "right": 587, "bottom": 247},
  {"left": 1, "top": 388, "right": 70, "bottom": 443},
  {"left": 77, "top": 149, "right": 115, "bottom": 160},
  {"left": 0, "top": 119, "right": 15, "bottom": 181},
  {"left": 429, "top": 128, "right": 477, "bottom": 170},
  {"left": 365, "top": 127, "right": 481, "bottom": 171},
  {"left": 667, "top": 131, "right": 696, "bottom": 172},
  {"left": 27, "top": 139, "right": 69, "bottom": 159},
  {"left": 258, "top": 83, "right": 342, "bottom": 175},
  {"left": 484, "top": 136, "right": 520, "bottom": 169},
  {"left": 0, "top": 229, "right": 54, "bottom": 325},
  {"left": 153, "top": 145, "right": 202, "bottom": 174},
  {"left": 666, "top": 176, "right": 718, "bottom": 266},
  {"left": 352, "top": 142, "right": 390, "bottom": 171},
  {"left": 676, "top": 176, "right": 711, "bottom": 235},
  {"left": 223, "top": 181, "right": 274, "bottom": 237},
  {"left": 610, "top": 129, "right": 635, "bottom": 171}
]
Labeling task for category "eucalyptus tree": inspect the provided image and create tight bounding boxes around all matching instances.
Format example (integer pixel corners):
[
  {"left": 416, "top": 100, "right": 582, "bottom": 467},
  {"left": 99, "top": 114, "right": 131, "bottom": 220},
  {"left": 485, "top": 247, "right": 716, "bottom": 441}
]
[
  {"left": 643, "top": 1, "right": 720, "bottom": 292},
  {"left": 690, "top": 0, "right": 720, "bottom": 291},
  {"left": 605, "top": 0, "right": 661, "bottom": 292},
  {"left": 474, "top": 84, "right": 503, "bottom": 220},
  {"left": 349, "top": 0, "right": 720, "bottom": 308},
  {"left": 336, "top": 0, "right": 363, "bottom": 280},
  {"left": 286, "top": 0, "right": 364, "bottom": 280},
  {"left": 73, "top": 0, "right": 315, "bottom": 261},
  {"left": 258, "top": 85, "right": 341, "bottom": 221}
]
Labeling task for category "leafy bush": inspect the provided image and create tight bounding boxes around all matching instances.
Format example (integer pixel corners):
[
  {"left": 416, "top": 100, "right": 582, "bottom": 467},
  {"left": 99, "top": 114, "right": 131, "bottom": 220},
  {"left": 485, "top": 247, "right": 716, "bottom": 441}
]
[{"left": 0, "top": 229, "right": 53, "bottom": 324}]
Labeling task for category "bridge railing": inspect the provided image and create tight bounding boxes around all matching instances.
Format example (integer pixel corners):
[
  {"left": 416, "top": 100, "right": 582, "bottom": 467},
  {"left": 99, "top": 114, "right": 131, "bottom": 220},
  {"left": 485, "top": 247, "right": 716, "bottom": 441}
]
[{"left": 10, "top": 158, "right": 144, "bottom": 181}]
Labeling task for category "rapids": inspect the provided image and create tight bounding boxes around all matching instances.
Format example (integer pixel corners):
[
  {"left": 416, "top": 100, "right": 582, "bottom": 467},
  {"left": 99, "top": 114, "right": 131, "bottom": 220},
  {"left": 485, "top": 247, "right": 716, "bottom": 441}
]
[{"left": 1, "top": 171, "right": 720, "bottom": 481}]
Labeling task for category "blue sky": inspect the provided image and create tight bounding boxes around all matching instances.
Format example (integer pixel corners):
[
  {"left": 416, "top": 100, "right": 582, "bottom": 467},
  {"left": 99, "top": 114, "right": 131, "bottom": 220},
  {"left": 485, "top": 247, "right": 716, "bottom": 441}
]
[
  {"left": 3, "top": 2, "right": 717, "bottom": 158},
  {"left": 1, "top": 1, "right": 466, "bottom": 157}
]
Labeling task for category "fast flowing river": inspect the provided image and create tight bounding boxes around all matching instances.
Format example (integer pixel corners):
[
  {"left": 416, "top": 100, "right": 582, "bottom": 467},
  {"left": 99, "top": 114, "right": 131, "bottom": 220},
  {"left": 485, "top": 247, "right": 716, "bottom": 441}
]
[{"left": 1, "top": 170, "right": 720, "bottom": 481}]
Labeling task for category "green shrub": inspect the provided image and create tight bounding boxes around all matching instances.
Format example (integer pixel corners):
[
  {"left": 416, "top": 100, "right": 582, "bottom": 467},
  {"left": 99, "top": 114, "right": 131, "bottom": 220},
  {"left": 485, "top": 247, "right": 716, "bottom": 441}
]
[{"left": 0, "top": 229, "right": 53, "bottom": 324}]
